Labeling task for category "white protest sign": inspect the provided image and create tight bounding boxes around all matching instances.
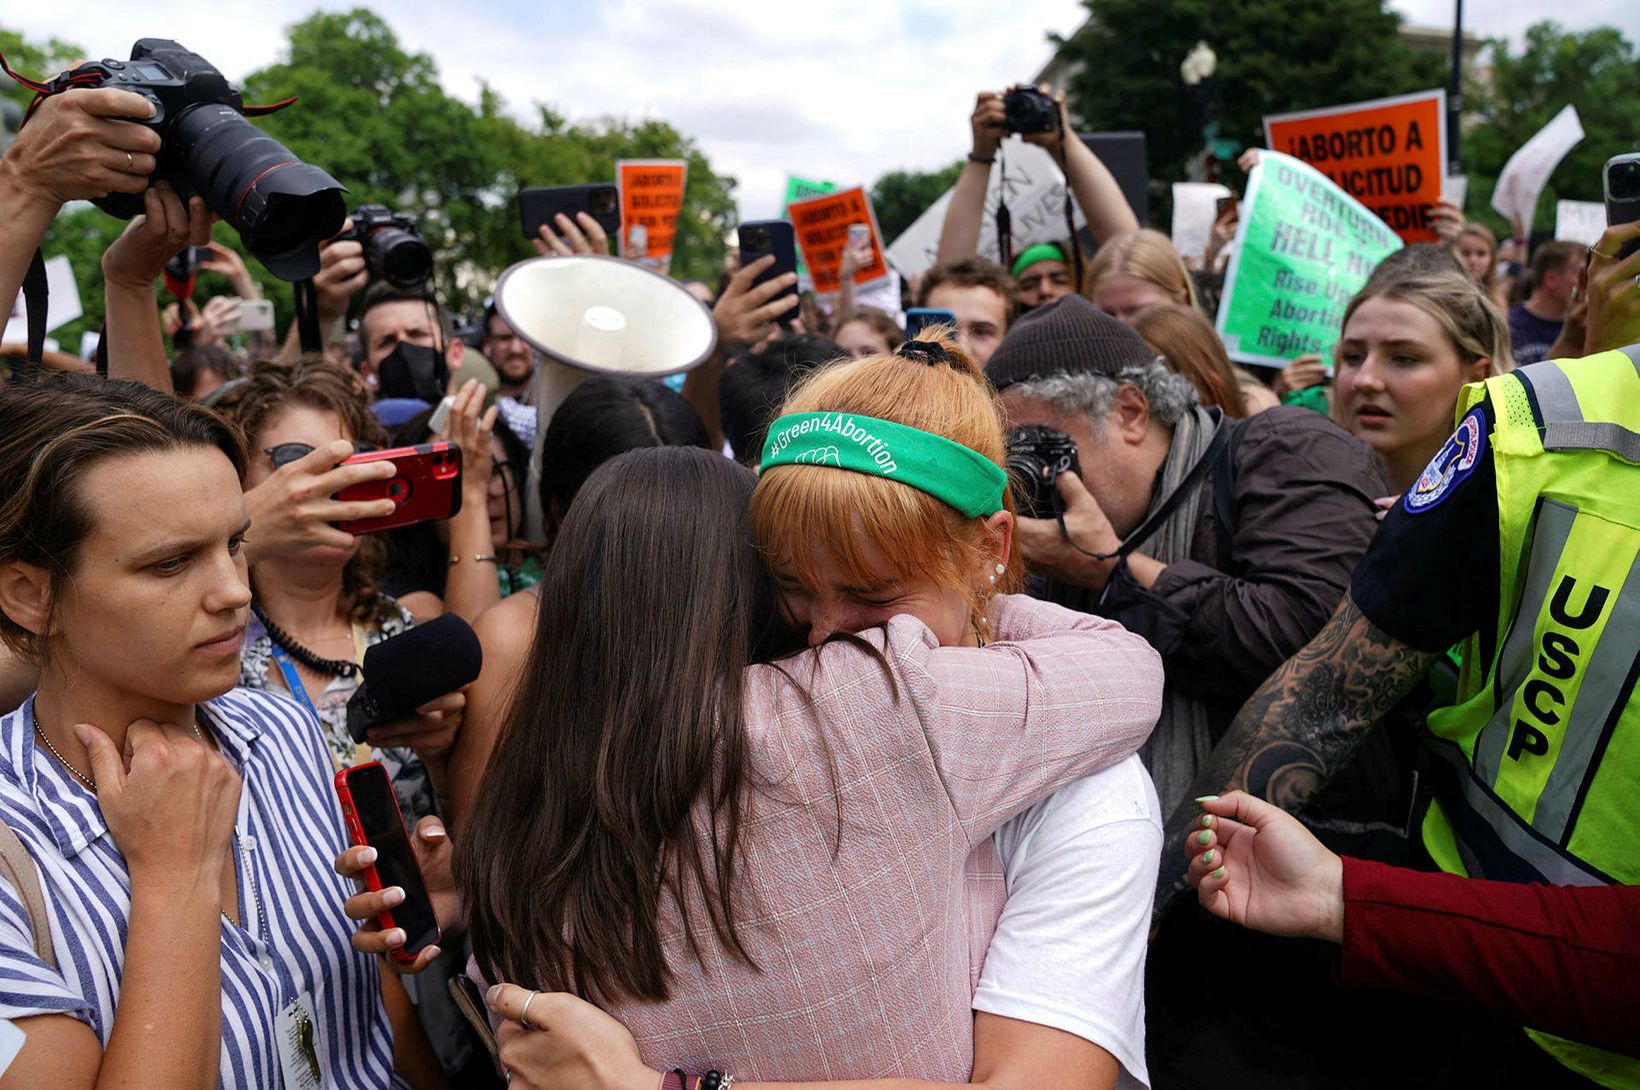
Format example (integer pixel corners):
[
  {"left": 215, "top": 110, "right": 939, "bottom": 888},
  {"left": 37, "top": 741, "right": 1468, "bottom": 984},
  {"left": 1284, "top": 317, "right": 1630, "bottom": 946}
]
[
  {"left": 2, "top": 255, "right": 82, "bottom": 345},
  {"left": 886, "top": 142, "right": 1086, "bottom": 278},
  {"left": 1554, "top": 200, "right": 1606, "bottom": 246},
  {"left": 1171, "top": 182, "right": 1233, "bottom": 260},
  {"left": 1443, "top": 174, "right": 1468, "bottom": 210},
  {"left": 1490, "top": 105, "right": 1584, "bottom": 234}
]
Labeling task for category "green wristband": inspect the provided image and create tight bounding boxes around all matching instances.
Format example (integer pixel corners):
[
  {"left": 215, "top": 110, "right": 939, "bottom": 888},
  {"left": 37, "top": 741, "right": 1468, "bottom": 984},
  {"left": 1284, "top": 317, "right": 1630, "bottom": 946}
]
[{"left": 761, "top": 411, "right": 1008, "bottom": 518}]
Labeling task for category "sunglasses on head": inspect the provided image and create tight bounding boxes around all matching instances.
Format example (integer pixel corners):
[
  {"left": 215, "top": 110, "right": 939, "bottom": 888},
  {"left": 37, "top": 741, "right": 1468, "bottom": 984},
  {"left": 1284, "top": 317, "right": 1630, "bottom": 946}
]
[{"left": 264, "top": 441, "right": 377, "bottom": 469}]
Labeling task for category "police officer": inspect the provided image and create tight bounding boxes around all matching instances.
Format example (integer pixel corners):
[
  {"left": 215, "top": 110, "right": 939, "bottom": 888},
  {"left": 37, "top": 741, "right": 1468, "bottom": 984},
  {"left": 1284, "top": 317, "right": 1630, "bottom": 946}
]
[{"left": 1163, "top": 324, "right": 1640, "bottom": 1088}]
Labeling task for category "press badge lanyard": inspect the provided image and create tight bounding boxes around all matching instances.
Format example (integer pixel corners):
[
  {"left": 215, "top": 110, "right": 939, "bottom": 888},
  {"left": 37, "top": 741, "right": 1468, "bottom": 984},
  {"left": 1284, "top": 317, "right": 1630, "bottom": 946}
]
[{"left": 268, "top": 625, "right": 370, "bottom": 764}]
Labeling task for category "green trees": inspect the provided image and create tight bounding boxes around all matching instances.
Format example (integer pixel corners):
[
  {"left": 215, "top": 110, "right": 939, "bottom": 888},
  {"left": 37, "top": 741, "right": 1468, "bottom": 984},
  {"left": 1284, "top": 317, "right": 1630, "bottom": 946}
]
[
  {"left": 1056, "top": 0, "right": 1443, "bottom": 188},
  {"left": 1462, "top": 22, "right": 1640, "bottom": 236},
  {"left": 870, "top": 161, "right": 964, "bottom": 242},
  {"left": 1, "top": 11, "right": 738, "bottom": 347}
]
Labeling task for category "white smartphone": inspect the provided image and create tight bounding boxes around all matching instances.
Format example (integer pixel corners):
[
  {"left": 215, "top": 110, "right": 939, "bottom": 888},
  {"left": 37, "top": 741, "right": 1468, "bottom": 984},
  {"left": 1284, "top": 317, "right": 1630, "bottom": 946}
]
[
  {"left": 428, "top": 395, "right": 456, "bottom": 435},
  {"left": 234, "top": 299, "right": 275, "bottom": 333}
]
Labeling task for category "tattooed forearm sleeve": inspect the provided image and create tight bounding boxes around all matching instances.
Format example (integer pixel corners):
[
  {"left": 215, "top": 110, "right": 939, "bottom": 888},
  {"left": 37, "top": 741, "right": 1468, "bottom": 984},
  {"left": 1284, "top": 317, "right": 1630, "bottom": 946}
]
[{"left": 1155, "top": 592, "right": 1439, "bottom": 908}]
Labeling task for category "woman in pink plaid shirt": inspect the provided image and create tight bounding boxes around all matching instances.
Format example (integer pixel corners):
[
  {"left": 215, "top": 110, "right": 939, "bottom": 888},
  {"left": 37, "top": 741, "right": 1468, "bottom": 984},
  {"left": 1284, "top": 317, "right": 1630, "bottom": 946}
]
[{"left": 349, "top": 333, "right": 1163, "bottom": 1088}]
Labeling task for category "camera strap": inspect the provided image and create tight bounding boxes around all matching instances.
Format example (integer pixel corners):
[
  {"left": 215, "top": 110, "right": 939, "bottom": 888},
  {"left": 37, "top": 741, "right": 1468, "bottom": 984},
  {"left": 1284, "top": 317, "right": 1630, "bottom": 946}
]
[
  {"left": 1058, "top": 409, "right": 1230, "bottom": 561},
  {"left": 16, "top": 251, "right": 47, "bottom": 382},
  {"left": 992, "top": 141, "right": 1084, "bottom": 288},
  {"left": 293, "top": 278, "right": 322, "bottom": 354},
  {"left": 995, "top": 151, "right": 1014, "bottom": 272}
]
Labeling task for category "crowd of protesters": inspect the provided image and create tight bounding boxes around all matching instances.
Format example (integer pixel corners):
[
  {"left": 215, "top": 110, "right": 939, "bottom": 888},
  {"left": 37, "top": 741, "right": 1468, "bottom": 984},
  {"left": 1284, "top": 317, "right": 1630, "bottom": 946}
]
[{"left": 0, "top": 68, "right": 1635, "bottom": 1090}]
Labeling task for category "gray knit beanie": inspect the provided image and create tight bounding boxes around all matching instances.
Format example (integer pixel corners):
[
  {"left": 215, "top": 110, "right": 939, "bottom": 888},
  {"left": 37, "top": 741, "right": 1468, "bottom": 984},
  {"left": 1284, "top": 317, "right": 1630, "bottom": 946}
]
[{"left": 984, "top": 294, "right": 1157, "bottom": 391}]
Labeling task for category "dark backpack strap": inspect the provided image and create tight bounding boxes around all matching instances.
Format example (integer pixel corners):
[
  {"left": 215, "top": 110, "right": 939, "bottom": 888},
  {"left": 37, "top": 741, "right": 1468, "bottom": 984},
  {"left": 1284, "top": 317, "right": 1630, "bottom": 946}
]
[{"left": 0, "top": 822, "right": 54, "bottom": 969}]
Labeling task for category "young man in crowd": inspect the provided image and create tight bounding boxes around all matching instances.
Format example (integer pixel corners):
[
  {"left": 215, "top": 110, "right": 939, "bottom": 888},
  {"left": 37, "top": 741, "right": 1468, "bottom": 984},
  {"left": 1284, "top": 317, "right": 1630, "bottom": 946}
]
[
  {"left": 482, "top": 302, "right": 538, "bottom": 405},
  {"left": 1509, "top": 241, "right": 1585, "bottom": 366},
  {"left": 917, "top": 257, "right": 1014, "bottom": 366},
  {"left": 355, "top": 283, "right": 466, "bottom": 423}
]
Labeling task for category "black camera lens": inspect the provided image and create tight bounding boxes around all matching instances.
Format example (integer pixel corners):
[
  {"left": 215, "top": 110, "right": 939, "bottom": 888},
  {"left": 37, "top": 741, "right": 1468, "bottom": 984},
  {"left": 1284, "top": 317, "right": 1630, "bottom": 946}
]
[
  {"left": 366, "top": 226, "right": 434, "bottom": 291},
  {"left": 168, "top": 103, "right": 346, "bottom": 281},
  {"left": 591, "top": 189, "right": 617, "bottom": 214},
  {"left": 1004, "top": 88, "right": 1059, "bottom": 135},
  {"left": 743, "top": 226, "right": 769, "bottom": 250}
]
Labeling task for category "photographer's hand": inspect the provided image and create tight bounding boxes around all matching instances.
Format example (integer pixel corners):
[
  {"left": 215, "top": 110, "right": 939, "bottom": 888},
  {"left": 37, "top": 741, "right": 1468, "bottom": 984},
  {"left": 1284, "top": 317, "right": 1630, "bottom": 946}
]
[
  {"left": 1017, "top": 472, "right": 1165, "bottom": 593},
  {"left": 102, "top": 184, "right": 213, "bottom": 391},
  {"left": 200, "top": 240, "right": 261, "bottom": 299},
  {"left": 936, "top": 91, "right": 1006, "bottom": 264},
  {"left": 278, "top": 220, "right": 366, "bottom": 362},
  {"left": 0, "top": 88, "right": 163, "bottom": 344},
  {"left": 487, "top": 987, "right": 657, "bottom": 1090}
]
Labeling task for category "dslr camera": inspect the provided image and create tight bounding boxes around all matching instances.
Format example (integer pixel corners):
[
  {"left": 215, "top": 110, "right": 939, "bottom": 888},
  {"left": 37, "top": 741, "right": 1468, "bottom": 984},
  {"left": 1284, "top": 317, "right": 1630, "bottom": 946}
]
[
  {"left": 52, "top": 39, "right": 345, "bottom": 281},
  {"left": 337, "top": 205, "right": 432, "bottom": 291},
  {"left": 1006, "top": 426, "right": 1081, "bottom": 519},
  {"left": 1003, "top": 87, "right": 1059, "bottom": 135}
]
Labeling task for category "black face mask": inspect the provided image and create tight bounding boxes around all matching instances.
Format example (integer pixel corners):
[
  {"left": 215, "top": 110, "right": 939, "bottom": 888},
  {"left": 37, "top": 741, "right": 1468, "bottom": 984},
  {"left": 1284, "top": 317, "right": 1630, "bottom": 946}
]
[{"left": 376, "top": 341, "right": 447, "bottom": 403}]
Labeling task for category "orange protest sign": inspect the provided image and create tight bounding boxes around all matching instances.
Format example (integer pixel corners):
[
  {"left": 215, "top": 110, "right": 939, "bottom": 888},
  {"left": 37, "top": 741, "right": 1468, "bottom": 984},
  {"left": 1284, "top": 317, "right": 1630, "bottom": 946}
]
[
  {"left": 786, "top": 186, "right": 888, "bottom": 296},
  {"left": 1264, "top": 90, "right": 1446, "bottom": 243},
  {"left": 616, "top": 159, "right": 688, "bottom": 272}
]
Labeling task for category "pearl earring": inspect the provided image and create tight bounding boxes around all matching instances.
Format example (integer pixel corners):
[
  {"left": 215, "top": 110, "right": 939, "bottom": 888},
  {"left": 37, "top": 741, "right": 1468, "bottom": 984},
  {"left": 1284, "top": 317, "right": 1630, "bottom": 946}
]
[{"left": 994, "top": 563, "right": 1006, "bottom": 575}]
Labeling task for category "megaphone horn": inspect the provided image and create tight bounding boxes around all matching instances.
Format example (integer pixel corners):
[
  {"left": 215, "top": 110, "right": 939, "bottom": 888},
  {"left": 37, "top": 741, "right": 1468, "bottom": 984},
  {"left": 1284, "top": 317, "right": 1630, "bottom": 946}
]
[{"left": 491, "top": 254, "right": 720, "bottom": 540}]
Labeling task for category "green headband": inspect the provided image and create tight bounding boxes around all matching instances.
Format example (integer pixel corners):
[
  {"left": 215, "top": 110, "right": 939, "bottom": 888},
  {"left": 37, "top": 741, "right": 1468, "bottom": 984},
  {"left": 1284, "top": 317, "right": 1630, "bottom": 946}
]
[
  {"left": 760, "top": 412, "right": 1007, "bottom": 518},
  {"left": 1012, "top": 242, "right": 1067, "bottom": 278}
]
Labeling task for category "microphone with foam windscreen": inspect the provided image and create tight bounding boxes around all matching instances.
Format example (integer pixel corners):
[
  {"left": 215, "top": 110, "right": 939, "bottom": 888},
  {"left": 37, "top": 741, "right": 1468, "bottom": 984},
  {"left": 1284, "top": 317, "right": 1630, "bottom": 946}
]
[{"left": 346, "top": 613, "right": 483, "bottom": 743}]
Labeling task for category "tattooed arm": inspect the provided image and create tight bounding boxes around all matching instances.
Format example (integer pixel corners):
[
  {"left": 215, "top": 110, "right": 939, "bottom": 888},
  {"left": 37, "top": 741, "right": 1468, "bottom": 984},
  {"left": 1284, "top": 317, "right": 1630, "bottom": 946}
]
[{"left": 1155, "top": 592, "right": 1439, "bottom": 910}]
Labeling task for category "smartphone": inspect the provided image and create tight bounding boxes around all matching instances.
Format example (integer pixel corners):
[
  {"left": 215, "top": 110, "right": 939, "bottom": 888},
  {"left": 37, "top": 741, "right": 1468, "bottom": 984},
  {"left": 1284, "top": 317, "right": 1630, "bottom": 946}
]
[
  {"left": 334, "top": 762, "right": 441, "bottom": 965},
  {"left": 847, "top": 222, "right": 872, "bottom": 250},
  {"left": 233, "top": 298, "right": 275, "bottom": 333},
  {"left": 1603, "top": 153, "right": 1640, "bottom": 261},
  {"left": 333, "top": 443, "right": 463, "bottom": 535},
  {"left": 904, "top": 307, "right": 958, "bottom": 339},
  {"left": 736, "top": 220, "right": 799, "bottom": 324},
  {"left": 1215, "top": 195, "right": 1239, "bottom": 220},
  {"left": 518, "top": 184, "right": 621, "bottom": 242},
  {"left": 448, "top": 975, "right": 502, "bottom": 1075}
]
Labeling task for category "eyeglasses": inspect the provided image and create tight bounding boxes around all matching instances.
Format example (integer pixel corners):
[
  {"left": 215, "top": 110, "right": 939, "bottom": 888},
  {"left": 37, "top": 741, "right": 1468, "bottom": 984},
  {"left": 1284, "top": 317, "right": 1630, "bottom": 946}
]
[{"left": 264, "top": 441, "right": 377, "bottom": 469}]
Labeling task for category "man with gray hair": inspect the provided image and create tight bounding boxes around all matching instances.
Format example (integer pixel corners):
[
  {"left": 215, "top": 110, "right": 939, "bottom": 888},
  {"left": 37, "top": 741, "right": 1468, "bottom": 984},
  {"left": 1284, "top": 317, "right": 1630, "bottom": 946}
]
[
  {"left": 986, "top": 293, "right": 1425, "bottom": 1087},
  {"left": 988, "top": 294, "right": 1387, "bottom": 810}
]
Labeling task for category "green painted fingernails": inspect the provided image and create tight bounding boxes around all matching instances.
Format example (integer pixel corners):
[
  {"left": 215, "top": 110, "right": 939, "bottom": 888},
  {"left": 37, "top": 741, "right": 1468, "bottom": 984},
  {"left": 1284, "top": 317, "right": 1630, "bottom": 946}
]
[
  {"left": 1195, "top": 795, "right": 1219, "bottom": 803},
  {"left": 1199, "top": 814, "right": 1215, "bottom": 829},
  {"left": 1196, "top": 830, "right": 1212, "bottom": 846},
  {"left": 1211, "top": 867, "right": 1225, "bottom": 879},
  {"left": 1201, "top": 849, "right": 1216, "bottom": 866}
]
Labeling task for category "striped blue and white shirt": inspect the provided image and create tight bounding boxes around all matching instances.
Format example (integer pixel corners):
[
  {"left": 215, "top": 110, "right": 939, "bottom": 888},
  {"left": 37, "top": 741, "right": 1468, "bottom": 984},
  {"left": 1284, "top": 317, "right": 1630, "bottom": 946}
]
[{"left": 0, "top": 689, "right": 402, "bottom": 1089}]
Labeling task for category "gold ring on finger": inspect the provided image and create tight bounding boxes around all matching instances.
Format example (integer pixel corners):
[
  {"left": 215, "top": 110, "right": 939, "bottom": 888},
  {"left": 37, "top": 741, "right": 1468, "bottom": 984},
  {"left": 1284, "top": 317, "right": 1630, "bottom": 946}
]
[
  {"left": 1589, "top": 245, "right": 1618, "bottom": 261},
  {"left": 126, "top": 151, "right": 134, "bottom": 171}
]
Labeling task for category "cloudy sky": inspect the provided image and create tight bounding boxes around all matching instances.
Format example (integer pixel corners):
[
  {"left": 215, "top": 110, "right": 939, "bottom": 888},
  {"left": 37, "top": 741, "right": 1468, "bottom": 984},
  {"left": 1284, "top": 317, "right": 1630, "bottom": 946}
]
[{"left": 7, "top": 1, "right": 1633, "bottom": 221}]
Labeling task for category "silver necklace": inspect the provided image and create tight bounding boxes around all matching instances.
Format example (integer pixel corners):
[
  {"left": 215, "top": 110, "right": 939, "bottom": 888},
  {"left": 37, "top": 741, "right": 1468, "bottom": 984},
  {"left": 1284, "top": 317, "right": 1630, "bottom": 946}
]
[
  {"left": 32, "top": 719, "right": 263, "bottom": 941},
  {"left": 33, "top": 719, "right": 204, "bottom": 791}
]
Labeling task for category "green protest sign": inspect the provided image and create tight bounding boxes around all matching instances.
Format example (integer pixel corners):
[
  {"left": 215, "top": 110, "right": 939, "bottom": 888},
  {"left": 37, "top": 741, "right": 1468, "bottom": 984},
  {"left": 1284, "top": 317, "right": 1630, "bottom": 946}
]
[
  {"left": 1215, "top": 150, "right": 1402, "bottom": 367},
  {"left": 783, "top": 175, "right": 836, "bottom": 286}
]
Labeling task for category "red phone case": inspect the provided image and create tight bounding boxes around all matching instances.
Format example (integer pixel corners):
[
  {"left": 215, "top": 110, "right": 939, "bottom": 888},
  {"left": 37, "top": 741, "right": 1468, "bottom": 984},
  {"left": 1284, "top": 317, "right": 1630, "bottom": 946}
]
[
  {"left": 333, "top": 442, "right": 463, "bottom": 535},
  {"left": 334, "top": 762, "right": 439, "bottom": 964}
]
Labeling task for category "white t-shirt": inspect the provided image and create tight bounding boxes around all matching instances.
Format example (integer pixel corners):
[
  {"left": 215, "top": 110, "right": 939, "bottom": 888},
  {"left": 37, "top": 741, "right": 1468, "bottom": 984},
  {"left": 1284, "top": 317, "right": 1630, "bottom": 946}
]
[{"left": 973, "top": 755, "right": 1161, "bottom": 1089}]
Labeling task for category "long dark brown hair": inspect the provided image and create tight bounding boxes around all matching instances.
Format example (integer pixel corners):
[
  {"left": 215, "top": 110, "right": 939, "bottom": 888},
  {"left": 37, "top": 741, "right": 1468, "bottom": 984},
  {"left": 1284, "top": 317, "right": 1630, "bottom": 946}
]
[{"left": 456, "top": 446, "right": 784, "bottom": 1003}]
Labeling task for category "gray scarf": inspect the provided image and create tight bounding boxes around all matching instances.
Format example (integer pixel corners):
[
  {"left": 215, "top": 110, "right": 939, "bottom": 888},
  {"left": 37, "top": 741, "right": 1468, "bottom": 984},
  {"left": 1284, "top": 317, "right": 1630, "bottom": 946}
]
[{"left": 1132, "top": 404, "right": 1220, "bottom": 815}]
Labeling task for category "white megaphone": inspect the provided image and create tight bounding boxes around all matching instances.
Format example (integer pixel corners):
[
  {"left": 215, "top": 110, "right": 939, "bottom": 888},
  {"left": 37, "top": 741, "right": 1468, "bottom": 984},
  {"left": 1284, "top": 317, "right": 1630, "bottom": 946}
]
[{"left": 490, "top": 254, "right": 719, "bottom": 540}]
